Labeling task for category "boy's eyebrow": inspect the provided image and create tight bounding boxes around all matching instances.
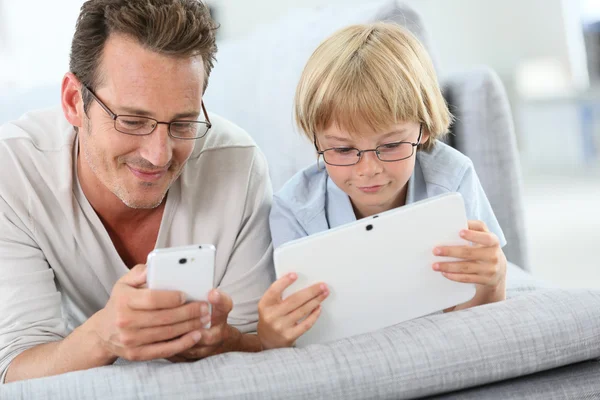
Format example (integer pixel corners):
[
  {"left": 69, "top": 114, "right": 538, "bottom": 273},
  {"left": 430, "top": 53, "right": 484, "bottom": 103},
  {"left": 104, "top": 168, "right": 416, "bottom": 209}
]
[
  {"left": 323, "top": 135, "right": 353, "bottom": 143},
  {"left": 380, "top": 129, "right": 408, "bottom": 140},
  {"left": 323, "top": 129, "right": 409, "bottom": 144}
]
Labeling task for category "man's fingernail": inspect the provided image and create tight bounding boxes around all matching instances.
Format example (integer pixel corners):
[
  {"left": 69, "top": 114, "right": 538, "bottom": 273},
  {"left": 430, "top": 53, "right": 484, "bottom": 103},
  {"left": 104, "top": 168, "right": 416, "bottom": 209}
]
[
  {"left": 201, "top": 315, "right": 211, "bottom": 325},
  {"left": 192, "top": 331, "right": 202, "bottom": 342},
  {"left": 433, "top": 263, "right": 440, "bottom": 271},
  {"left": 180, "top": 293, "right": 187, "bottom": 304},
  {"left": 320, "top": 283, "right": 327, "bottom": 291},
  {"left": 289, "top": 273, "right": 297, "bottom": 280},
  {"left": 460, "top": 230, "right": 467, "bottom": 237},
  {"left": 212, "top": 290, "right": 220, "bottom": 300},
  {"left": 434, "top": 248, "right": 442, "bottom": 255}
]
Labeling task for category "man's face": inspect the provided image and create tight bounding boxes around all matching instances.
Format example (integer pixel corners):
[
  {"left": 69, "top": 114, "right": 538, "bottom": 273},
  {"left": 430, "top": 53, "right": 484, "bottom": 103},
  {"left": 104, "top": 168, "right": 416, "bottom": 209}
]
[
  {"left": 78, "top": 34, "right": 204, "bottom": 209},
  {"left": 317, "top": 121, "right": 428, "bottom": 218}
]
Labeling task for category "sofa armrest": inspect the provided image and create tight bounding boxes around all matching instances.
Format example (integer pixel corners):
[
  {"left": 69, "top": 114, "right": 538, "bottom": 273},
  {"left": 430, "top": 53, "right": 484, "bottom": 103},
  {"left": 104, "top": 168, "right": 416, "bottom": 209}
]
[
  {"left": 3, "top": 288, "right": 600, "bottom": 399},
  {"left": 442, "top": 67, "right": 529, "bottom": 271}
]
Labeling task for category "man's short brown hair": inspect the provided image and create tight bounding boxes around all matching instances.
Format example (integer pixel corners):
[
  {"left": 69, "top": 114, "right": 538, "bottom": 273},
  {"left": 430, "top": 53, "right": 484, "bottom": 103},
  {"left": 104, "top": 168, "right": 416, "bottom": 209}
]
[{"left": 70, "top": 0, "right": 218, "bottom": 109}]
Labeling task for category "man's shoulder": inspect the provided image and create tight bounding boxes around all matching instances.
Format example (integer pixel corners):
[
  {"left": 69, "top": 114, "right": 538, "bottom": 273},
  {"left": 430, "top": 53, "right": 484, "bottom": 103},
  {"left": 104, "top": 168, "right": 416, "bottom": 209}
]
[
  {"left": 0, "top": 107, "right": 74, "bottom": 183},
  {"left": 417, "top": 141, "right": 474, "bottom": 191},
  {"left": 0, "top": 106, "right": 74, "bottom": 151},
  {"left": 0, "top": 107, "right": 74, "bottom": 214}
]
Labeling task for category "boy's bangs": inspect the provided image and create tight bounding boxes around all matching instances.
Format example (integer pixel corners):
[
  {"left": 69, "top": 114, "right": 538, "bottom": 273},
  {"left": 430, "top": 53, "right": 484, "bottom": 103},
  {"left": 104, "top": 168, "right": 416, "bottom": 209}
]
[{"left": 313, "top": 67, "right": 422, "bottom": 137}]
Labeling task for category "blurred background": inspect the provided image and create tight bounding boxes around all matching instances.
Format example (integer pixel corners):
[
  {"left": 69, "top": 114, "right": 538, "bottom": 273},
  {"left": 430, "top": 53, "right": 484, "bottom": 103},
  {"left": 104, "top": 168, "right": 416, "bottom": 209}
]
[{"left": 0, "top": 0, "right": 598, "bottom": 288}]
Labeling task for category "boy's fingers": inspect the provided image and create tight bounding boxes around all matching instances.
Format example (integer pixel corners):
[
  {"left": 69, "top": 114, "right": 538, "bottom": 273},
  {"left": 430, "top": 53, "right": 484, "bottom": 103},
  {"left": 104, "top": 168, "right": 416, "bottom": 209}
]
[
  {"left": 467, "top": 220, "right": 489, "bottom": 232},
  {"left": 459, "top": 229, "right": 499, "bottom": 247},
  {"left": 284, "top": 291, "right": 329, "bottom": 324},
  {"left": 260, "top": 273, "right": 298, "bottom": 307},
  {"left": 440, "top": 272, "right": 490, "bottom": 285},
  {"left": 433, "top": 261, "right": 480, "bottom": 274},
  {"left": 279, "top": 283, "right": 327, "bottom": 316},
  {"left": 434, "top": 245, "right": 490, "bottom": 261},
  {"left": 289, "top": 305, "right": 322, "bottom": 339}
]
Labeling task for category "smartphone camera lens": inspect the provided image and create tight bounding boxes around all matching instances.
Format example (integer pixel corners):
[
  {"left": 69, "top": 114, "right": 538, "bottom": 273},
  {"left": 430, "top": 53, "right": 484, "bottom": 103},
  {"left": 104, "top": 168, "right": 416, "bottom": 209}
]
[
  {"left": 366, "top": 224, "right": 373, "bottom": 231},
  {"left": 179, "top": 258, "right": 187, "bottom": 265}
]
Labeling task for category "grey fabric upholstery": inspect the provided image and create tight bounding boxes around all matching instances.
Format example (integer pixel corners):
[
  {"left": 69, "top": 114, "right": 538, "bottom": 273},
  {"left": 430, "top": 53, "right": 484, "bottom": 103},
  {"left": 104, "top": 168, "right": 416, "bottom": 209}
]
[
  {"left": 3, "top": 287, "right": 600, "bottom": 399},
  {"left": 432, "top": 359, "right": 600, "bottom": 399},
  {"left": 443, "top": 68, "right": 530, "bottom": 271}
]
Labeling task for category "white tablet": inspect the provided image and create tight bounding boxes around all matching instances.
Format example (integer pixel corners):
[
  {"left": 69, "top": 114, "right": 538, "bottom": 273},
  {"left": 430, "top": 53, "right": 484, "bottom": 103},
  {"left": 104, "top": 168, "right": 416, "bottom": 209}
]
[{"left": 273, "top": 192, "right": 475, "bottom": 347}]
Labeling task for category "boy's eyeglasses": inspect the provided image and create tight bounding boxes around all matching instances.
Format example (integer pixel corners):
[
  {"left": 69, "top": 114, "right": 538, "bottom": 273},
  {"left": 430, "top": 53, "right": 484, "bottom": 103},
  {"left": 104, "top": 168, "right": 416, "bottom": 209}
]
[{"left": 314, "top": 124, "right": 423, "bottom": 166}]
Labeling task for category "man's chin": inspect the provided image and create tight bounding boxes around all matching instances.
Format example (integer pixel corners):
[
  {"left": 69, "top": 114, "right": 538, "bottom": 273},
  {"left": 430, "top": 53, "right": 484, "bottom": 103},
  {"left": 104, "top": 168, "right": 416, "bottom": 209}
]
[
  {"left": 122, "top": 197, "right": 165, "bottom": 210},
  {"left": 115, "top": 188, "right": 167, "bottom": 210}
]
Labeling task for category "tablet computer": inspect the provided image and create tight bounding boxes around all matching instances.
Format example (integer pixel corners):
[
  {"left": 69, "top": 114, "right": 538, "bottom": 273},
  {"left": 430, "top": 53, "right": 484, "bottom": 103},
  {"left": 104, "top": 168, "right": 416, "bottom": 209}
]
[{"left": 273, "top": 192, "right": 475, "bottom": 347}]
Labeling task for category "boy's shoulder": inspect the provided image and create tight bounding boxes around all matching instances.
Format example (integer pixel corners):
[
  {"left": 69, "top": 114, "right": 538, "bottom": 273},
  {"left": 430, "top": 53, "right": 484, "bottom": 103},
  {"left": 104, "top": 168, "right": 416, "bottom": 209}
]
[
  {"left": 274, "top": 162, "right": 327, "bottom": 214},
  {"left": 417, "top": 141, "right": 475, "bottom": 191}
]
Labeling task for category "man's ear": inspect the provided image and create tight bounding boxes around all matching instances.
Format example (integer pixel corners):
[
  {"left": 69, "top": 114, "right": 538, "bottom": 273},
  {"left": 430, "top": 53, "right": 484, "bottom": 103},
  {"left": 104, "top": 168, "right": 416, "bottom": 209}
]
[{"left": 61, "top": 72, "right": 84, "bottom": 129}]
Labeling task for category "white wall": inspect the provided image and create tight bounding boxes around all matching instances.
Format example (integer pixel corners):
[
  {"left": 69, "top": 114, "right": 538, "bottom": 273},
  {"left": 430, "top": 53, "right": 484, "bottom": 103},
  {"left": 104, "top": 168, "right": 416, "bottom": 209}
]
[
  {"left": 0, "top": 0, "right": 83, "bottom": 89},
  {"left": 0, "top": 0, "right": 588, "bottom": 92},
  {"left": 213, "top": 0, "right": 588, "bottom": 89}
]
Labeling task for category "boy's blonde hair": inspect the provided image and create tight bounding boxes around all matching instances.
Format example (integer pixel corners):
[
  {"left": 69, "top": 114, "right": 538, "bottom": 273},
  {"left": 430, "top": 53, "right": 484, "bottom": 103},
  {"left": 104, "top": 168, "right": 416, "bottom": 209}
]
[{"left": 294, "top": 22, "right": 451, "bottom": 151}]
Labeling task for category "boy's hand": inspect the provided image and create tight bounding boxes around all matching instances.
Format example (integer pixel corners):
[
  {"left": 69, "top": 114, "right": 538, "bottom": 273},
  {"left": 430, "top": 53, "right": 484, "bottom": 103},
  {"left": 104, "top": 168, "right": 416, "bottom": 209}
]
[
  {"left": 432, "top": 220, "right": 507, "bottom": 306},
  {"left": 257, "top": 273, "right": 329, "bottom": 350}
]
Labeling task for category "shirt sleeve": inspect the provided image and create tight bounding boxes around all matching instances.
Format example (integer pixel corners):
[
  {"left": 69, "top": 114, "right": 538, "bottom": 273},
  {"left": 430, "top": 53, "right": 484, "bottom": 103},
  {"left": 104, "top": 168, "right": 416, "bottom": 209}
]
[
  {"left": 269, "top": 194, "right": 310, "bottom": 249},
  {"left": 217, "top": 149, "right": 276, "bottom": 333},
  {"left": 456, "top": 162, "right": 507, "bottom": 248},
  {"left": 0, "top": 195, "right": 67, "bottom": 384}
]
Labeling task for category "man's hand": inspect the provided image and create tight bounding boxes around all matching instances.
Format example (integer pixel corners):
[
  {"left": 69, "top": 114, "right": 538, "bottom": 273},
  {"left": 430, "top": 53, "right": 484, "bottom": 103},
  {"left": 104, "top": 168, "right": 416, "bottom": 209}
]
[
  {"left": 432, "top": 220, "right": 507, "bottom": 309},
  {"left": 167, "top": 289, "right": 245, "bottom": 362},
  {"left": 257, "top": 273, "right": 329, "bottom": 350},
  {"left": 90, "top": 264, "right": 207, "bottom": 362}
]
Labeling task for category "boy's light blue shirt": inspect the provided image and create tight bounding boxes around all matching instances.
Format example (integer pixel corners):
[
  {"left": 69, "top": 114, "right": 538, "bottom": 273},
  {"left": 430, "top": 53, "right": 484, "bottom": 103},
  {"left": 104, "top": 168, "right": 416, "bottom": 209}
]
[{"left": 269, "top": 141, "right": 506, "bottom": 249}]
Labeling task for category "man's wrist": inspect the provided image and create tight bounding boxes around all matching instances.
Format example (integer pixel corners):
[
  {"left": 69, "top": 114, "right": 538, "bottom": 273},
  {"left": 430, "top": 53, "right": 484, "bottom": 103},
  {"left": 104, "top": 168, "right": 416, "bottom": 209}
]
[
  {"left": 74, "top": 310, "right": 118, "bottom": 366},
  {"left": 225, "top": 325, "right": 262, "bottom": 353}
]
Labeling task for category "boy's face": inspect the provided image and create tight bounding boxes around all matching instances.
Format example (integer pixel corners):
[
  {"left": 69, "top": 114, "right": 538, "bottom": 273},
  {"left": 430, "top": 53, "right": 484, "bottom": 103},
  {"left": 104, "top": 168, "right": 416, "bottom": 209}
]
[{"left": 316, "top": 121, "right": 428, "bottom": 219}]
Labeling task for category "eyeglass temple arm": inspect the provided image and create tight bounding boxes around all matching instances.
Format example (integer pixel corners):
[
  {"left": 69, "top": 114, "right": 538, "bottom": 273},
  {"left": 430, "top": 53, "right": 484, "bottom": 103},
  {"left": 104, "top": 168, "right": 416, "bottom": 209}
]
[
  {"left": 313, "top": 134, "right": 322, "bottom": 154},
  {"left": 201, "top": 101, "right": 212, "bottom": 127},
  {"left": 414, "top": 124, "right": 423, "bottom": 145}
]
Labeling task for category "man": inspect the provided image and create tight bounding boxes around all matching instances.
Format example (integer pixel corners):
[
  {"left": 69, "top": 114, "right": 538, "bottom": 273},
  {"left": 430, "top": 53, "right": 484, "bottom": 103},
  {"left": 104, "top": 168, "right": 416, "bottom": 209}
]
[{"left": 0, "top": 0, "right": 274, "bottom": 383}]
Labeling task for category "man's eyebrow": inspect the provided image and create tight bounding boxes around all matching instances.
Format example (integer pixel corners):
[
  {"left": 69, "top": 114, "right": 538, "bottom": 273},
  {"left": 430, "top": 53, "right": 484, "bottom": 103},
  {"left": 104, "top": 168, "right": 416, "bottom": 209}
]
[{"left": 118, "top": 106, "right": 200, "bottom": 120}]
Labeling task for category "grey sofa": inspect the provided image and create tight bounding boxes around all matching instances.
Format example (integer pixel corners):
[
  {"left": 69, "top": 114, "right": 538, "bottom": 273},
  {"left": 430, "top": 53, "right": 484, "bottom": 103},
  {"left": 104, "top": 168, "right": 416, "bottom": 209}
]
[{"left": 2, "top": 1, "right": 600, "bottom": 399}]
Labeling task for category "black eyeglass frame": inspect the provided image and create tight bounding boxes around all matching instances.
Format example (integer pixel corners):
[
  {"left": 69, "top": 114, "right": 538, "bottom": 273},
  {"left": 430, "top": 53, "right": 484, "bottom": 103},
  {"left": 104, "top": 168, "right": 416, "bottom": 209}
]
[
  {"left": 313, "top": 124, "right": 423, "bottom": 166},
  {"left": 83, "top": 85, "right": 212, "bottom": 140}
]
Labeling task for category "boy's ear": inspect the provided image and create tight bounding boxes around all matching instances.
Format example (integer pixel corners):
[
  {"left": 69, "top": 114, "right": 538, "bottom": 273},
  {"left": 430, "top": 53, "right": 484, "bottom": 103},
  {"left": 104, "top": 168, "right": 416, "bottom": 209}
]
[{"left": 421, "top": 126, "right": 431, "bottom": 145}]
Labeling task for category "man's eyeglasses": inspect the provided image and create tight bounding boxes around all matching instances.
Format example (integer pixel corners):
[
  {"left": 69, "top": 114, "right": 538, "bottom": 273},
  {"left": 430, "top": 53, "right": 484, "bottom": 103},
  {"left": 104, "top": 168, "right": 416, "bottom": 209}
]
[
  {"left": 314, "top": 124, "right": 423, "bottom": 166},
  {"left": 83, "top": 85, "right": 212, "bottom": 140}
]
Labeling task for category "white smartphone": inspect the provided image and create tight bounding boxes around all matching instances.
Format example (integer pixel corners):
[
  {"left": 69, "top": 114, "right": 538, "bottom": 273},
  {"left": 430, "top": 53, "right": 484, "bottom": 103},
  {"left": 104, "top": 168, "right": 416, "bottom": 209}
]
[{"left": 147, "top": 244, "right": 216, "bottom": 327}]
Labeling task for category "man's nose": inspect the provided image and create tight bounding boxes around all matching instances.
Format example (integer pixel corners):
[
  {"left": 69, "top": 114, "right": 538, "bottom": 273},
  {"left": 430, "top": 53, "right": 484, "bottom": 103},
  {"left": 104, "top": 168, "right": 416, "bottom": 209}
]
[{"left": 139, "top": 123, "right": 173, "bottom": 168}]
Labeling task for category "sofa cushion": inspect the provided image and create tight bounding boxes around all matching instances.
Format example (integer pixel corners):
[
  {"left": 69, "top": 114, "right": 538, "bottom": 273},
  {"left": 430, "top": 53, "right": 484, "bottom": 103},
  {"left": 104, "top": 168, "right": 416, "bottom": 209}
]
[{"left": 3, "top": 288, "right": 600, "bottom": 399}]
